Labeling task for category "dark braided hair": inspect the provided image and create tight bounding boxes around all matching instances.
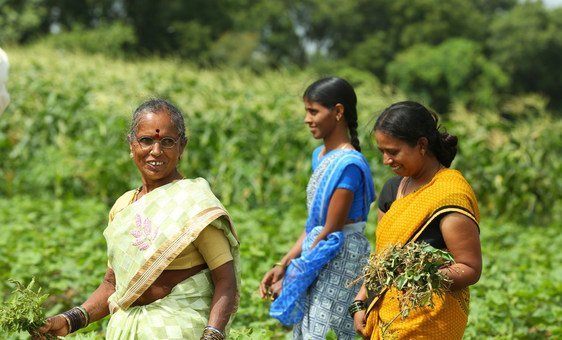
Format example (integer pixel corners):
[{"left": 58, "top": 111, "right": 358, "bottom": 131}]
[
  {"left": 373, "top": 101, "right": 458, "bottom": 167},
  {"left": 303, "top": 77, "right": 361, "bottom": 152}
]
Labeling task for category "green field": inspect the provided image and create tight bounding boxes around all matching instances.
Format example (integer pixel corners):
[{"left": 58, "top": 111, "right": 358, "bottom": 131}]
[{"left": 1, "top": 46, "right": 561, "bottom": 339}]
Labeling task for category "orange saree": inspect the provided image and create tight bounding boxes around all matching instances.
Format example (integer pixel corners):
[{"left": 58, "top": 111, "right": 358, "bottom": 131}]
[{"left": 364, "top": 169, "right": 479, "bottom": 339}]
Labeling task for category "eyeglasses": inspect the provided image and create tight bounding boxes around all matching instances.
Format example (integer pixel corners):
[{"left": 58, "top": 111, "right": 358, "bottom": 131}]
[{"left": 136, "top": 136, "right": 179, "bottom": 149}]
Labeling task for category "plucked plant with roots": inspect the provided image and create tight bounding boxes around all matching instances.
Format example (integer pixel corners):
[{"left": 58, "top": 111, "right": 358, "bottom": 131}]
[
  {"left": 0, "top": 278, "right": 54, "bottom": 339},
  {"left": 354, "top": 242, "right": 454, "bottom": 335}
]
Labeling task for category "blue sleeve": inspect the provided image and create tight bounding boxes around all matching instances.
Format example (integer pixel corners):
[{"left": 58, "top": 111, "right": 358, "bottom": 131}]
[{"left": 336, "top": 164, "right": 362, "bottom": 192}]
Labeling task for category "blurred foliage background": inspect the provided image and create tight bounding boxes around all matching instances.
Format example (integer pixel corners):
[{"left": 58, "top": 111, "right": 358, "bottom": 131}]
[
  {"left": 2, "top": 0, "right": 562, "bottom": 112},
  {"left": 1, "top": 0, "right": 561, "bottom": 339}
]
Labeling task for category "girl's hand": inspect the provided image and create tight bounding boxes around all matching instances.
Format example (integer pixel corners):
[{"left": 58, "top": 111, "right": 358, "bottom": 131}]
[
  {"left": 259, "top": 266, "right": 286, "bottom": 299},
  {"left": 268, "top": 278, "right": 284, "bottom": 300}
]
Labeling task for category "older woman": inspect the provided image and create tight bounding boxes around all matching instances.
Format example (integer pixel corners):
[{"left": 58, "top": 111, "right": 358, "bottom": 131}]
[
  {"left": 352, "top": 101, "right": 481, "bottom": 339},
  {"left": 35, "top": 99, "right": 239, "bottom": 339}
]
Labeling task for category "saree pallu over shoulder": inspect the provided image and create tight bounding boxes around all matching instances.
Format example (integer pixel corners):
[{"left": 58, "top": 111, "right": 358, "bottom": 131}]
[
  {"left": 103, "top": 178, "right": 240, "bottom": 313},
  {"left": 306, "top": 148, "right": 376, "bottom": 233},
  {"left": 365, "top": 169, "right": 479, "bottom": 339},
  {"left": 374, "top": 169, "right": 479, "bottom": 250}
]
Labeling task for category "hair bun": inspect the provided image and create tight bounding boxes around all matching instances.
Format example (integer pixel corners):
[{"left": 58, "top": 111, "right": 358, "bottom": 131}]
[{"left": 441, "top": 132, "right": 458, "bottom": 148}]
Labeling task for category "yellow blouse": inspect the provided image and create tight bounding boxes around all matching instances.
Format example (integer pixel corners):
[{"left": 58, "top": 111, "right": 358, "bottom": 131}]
[{"left": 108, "top": 189, "right": 233, "bottom": 270}]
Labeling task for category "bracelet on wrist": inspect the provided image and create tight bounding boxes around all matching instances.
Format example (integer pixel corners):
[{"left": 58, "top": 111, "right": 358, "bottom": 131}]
[
  {"left": 348, "top": 299, "right": 366, "bottom": 318},
  {"left": 273, "top": 262, "right": 288, "bottom": 269},
  {"left": 200, "top": 325, "right": 225, "bottom": 340},
  {"left": 61, "top": 306, "right": 89, "bottom": 333}
]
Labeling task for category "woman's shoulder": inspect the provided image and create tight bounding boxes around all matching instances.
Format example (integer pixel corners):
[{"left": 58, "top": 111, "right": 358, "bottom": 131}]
[
  {"left": 113, "top": 189, "right": 137, "bottom": 206},
  {"left": 434, "top": 168, "right": 479, "bottom": 216},
  {"left": 179, "top": 177, "right": 211, "bottom": 187},
  {"left": 176, "top": 178, "right": 226, "bottom": 206},
  {"left": 436, "top": 168, "right": 474, "bottom": 191},
  {"left": 175, "top": 177, "right": 216, "bottom": 195},
  {"left": 108, "top": 189, "right": 137, "bottom": 221}
]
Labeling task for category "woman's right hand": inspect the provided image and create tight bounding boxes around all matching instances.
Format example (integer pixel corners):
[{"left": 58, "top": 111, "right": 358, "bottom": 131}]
[
  {"left": 31, "top": 315, "right": 70, "bottom": 339},
  {"left": 353, "top": 310, "right": 369, "bottom": 339},
  {"left": 259, "top": 266, "right": 286, "bottom": 299}
]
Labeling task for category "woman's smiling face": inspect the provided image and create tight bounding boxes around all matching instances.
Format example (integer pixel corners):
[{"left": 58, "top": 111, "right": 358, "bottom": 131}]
[
  {"left": 375, "top": 130, "right": 424, "bottom": 177},
  {"left": 129, "top": 110, "right": 185, "bottom": 187},
  {"left": 303, "top": 99, "right": 338, "bottom": 140}
]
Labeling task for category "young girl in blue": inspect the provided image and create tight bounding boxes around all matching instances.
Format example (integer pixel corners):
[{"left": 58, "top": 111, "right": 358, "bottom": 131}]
[{"left": 260, "top": 77, "right": 376, "bottom": 339}]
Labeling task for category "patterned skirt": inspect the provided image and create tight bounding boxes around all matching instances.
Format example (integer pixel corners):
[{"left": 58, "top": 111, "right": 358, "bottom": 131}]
[{"left": 293, "top": 223, "right": 371, "bottom": 340}]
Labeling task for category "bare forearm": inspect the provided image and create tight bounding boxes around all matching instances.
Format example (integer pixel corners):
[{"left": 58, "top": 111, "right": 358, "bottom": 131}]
[
  {"left": 280, "top": 231, "right": 306, "bottom": 265},
  {"left": 311, "top": 224, "right": 343, "bottom": 248},
  {"left": 82, "top": 268, "right": 115, "bottom": 322},
  {"left": 207, "top": 283, "right": 237, "bottom": 331},
  {"left": 310, "top": 188, "right": 353, "bottom": 249},
  {"left": 81, "top": 283, "right": 113, "bottom": 322},
  {"left": 440, "top": 263, "right": 481, "bottom": 291},
  {"left": 354, "top": 285, "right": 368, "bottom": 301},
  {"left": 208, "top": 261, "right": 237, "bottom": 332}
]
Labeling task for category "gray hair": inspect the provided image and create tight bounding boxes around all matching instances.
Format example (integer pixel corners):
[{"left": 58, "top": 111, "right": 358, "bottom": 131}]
[{"left": 128, "top": 98, "right": 188, "bottom": 144}]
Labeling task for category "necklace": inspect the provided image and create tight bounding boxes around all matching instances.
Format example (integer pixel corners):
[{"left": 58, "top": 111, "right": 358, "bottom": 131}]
[{"left": 339, "top": 142, "right": 352, "bottom": 150}]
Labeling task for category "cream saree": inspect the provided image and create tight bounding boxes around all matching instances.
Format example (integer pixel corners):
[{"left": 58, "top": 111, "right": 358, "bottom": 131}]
[
  {"left": 103, "top": 178, "right": 240, "bottom": 339},
  {"left": 365, "top": 169, "right": 479, "bottom": 339}
]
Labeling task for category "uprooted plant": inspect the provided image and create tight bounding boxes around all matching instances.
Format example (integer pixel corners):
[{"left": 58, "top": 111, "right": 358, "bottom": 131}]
[
  {"left": 0, "top": 278, "right": 53, "bottom": 338},
  {"left": 354, "top": 242, "right": 455, "bottom": 335}
]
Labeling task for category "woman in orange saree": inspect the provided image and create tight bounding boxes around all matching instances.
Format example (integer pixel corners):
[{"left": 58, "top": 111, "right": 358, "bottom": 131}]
[{"left": 352, "top": 101, "right": 481, "bottom": 339}]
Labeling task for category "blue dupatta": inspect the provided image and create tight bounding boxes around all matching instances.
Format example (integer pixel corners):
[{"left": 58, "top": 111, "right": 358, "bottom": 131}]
[{"left": 270, "top": 147, "right": 375, "bottom": 325}]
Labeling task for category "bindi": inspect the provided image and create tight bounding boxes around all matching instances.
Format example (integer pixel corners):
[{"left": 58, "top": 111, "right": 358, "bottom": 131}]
[{"left": 154, "top": 129, "right": 160, "bottom": 139}]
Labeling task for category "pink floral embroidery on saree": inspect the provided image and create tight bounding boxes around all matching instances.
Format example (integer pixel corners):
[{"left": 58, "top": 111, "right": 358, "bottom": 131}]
[{"left": 130, "top": 213, "right": 159, "bottom": 250}]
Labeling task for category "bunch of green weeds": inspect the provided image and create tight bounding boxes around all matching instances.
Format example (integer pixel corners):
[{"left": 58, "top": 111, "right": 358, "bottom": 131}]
[
  {"left": 0, "top": 278, "right": 52, "bottom": 338},
  {"left": 358, "top": 242, "right": 454, "bottom": 333}
]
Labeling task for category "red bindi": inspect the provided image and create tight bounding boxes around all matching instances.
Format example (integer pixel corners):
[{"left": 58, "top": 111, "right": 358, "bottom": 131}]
[{"left": 154, "top": 129, "right": 160, "bottom": 139}]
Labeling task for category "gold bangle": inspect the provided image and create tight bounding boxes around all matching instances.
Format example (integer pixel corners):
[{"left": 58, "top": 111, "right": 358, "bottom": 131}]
[{"left": 273, "top": 262, "right": 287, "bottom": 269}]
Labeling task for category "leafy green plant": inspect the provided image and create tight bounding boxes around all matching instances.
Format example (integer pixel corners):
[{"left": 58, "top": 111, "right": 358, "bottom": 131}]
[
  {"left": 358, "top": 242, "right": 454, "bottom": 334},
  {"left": 0, "top": 278, "right": 50, "bottom": 337},
  {"left": 1, "top": 45, "right": 561, "bottom": 339}
]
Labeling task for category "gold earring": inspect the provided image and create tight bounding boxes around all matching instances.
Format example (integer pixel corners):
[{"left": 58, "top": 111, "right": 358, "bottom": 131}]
[
  {"left": 421, "top": 149, "right": 426, "bottom": 156},
  {"left": 129, "top": 152, "right": 133, "bottom": 158},
  {"left": 337, "top": 116, "right": 341, "bottom": 121}
]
